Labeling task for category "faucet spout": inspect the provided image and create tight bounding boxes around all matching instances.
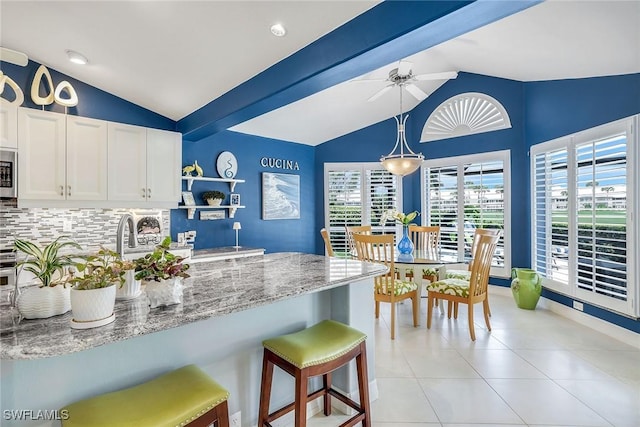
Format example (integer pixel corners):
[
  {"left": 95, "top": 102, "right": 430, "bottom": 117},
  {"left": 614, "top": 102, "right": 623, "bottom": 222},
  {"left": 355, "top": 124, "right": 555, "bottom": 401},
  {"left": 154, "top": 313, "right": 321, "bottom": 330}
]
[{"left": 116, "top": 214, "right": 137, "bottom": 257}]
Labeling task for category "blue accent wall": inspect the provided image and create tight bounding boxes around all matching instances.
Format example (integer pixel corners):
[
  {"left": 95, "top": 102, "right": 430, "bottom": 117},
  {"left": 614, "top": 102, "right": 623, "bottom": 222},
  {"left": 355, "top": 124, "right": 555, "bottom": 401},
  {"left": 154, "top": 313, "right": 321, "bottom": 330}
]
[
  {"left": 1, "top": 60, "right": 175, "bottom": 130},
  {"left": 172, "top": 131, "right": 315, "bottom": 254}
]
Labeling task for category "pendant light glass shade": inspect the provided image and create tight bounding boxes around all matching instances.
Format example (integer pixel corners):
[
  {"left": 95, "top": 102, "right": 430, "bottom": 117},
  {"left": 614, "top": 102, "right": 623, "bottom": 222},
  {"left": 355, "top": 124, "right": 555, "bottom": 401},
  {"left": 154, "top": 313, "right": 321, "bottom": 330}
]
[{"left": 380, "top": 85, "right": 424, "bottom": 176}]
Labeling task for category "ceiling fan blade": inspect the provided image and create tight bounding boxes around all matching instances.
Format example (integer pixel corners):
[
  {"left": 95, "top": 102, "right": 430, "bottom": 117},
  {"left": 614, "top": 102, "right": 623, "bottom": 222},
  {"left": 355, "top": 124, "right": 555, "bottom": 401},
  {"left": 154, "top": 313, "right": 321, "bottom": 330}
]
[
  {"left": 397, "top": 60, "right": 413, "bottom": 76},
  {"left": 405, "top": 83, "right": 428, "bottom": 101},
  {"left": 351, "top": 77, "right": 388, "bottom": 83},
  {"left": 414, "top": 71, "right": 459, "bottom": 81},
  {"left": 0, "top": 47, "right": 28, "bottom": 66},
  {"left": 367, "top": 84, "right": 393, "bottom": 102}
]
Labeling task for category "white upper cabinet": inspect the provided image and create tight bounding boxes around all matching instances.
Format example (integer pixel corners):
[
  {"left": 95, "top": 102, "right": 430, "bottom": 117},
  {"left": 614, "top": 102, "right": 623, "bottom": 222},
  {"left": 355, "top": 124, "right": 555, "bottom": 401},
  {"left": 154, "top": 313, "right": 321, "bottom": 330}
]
[
  {"left": 18, "top": 109, "right": 107, "bottom": 202},
  {"left": 108, "top": 122, "right": 181, "bottom": 206},
  {"left": 66, "top": 116, "right": 108, "bottom": 200},
  {"left": 18, "top": 108, "right": 67, "bottom": 200},
  {"left": 0, "top": 102, "right": 18, "bottom": 149},
  {"left": 146, "top": 128, "right": 181, "bottom": 203}
]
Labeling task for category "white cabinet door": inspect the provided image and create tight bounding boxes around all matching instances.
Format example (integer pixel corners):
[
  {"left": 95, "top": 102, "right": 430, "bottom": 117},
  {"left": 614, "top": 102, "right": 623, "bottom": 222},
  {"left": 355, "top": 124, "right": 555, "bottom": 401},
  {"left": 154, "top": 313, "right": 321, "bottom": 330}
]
[
  {"left": 108, "top": 122, "right": 147, "bottom": 202},
  {"left": 66, "top": 116, "right": 108, "bottom": 201},
  {"left": 0, "top": 102, "right": 18, "bottom": 149},
  {"left": 146, "top": 128, "right": 181, "bottom": 203},
  {"left": 18, "top": 108, "right": 66, "bottom": 200}
]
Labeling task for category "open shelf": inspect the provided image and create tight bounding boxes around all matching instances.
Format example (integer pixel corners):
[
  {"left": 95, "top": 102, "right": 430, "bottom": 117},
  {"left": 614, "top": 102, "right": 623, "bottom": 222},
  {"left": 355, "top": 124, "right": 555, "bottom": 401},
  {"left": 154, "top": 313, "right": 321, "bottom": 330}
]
[
  {"left": 182, "top": 176, "right": 245, "bottom": 192},
  {"left": 178, "top": 205, "right": 245, "bottom": 219}
]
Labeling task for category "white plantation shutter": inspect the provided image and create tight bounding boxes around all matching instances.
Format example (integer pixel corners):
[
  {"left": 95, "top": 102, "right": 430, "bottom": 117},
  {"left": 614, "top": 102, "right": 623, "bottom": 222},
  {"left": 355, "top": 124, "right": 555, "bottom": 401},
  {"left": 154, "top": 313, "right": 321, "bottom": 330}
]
[
  {"left": 325, "top": 164, "right": 401, "bottom": 256},
  {"left": 423, "top": 150, "right": 510, "bottom": 276},
  {"left": 531, "top": 116, "right": 637, "bottom": 316},
  {"left": 575, "top": 135, "right": 628, "bottom": 301},
  {"left": 533, "top": 147, "right": 570, "bottom": 286}
]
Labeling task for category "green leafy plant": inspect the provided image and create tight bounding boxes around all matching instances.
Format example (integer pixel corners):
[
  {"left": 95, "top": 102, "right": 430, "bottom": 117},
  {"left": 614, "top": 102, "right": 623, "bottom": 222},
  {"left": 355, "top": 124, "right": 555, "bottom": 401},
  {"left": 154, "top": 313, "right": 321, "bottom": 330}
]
[
  {"left": 201, "top": 190, "right": 225, "bottom": 201},
  {"left": 380, "top": 209, "right": 420, "bottom": 226},
  {"left": 133, "top": 237, "right": 190, "bottom": 282},
  {"left": 14, "top": 236, "right": 82, "bottom": 287},
  {"left": 68, "top": 248, "right": 134, "bottom": 290}
]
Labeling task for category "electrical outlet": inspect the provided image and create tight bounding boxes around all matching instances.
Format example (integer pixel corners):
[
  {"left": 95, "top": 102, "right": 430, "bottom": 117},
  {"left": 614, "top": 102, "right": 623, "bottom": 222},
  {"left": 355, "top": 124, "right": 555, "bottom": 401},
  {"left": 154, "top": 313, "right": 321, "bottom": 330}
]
[
  {"left": 229, "top": 411, "right": 241, "bottom": 427},
  {"left": 185, "top": 230, "right": 197, "bottom": 243},
  {"left": 63, "top": 220, "right": 73, "bottom": 232},
  {"left": 573, "top": 301, "right": 584, "bottom": 311}
]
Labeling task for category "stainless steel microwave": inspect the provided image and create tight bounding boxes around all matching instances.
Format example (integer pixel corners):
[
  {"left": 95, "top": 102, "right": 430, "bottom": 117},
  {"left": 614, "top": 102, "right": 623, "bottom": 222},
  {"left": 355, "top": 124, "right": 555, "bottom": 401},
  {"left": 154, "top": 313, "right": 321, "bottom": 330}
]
[{"left": 0, "top": 149, "right": 17, "bottom": 199}]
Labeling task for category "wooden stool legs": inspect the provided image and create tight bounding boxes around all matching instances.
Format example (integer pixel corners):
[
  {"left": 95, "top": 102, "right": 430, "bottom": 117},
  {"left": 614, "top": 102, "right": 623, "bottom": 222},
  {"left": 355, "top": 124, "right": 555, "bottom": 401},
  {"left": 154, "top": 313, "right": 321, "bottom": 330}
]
[{"left": 258, "top": 342, "right": 371, "bottom": 427}]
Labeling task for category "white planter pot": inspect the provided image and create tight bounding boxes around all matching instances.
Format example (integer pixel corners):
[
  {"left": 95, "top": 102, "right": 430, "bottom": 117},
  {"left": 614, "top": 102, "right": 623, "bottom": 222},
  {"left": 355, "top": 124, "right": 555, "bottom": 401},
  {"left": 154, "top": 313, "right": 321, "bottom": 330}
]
[
  {"left": 144, "top": 277, "right": 183, "bottom": 308},
  {"left": 16, "top": 285, "right": 71, "bottom": 319},
  {"left": 205, "top": 198, "right": 223, "bottom": 206},
  {"left": 116, "top": 270, "right": 141, "bottom": 300},
  {"left": 70, "top": 285, "right": 117, "bottom": 328}
]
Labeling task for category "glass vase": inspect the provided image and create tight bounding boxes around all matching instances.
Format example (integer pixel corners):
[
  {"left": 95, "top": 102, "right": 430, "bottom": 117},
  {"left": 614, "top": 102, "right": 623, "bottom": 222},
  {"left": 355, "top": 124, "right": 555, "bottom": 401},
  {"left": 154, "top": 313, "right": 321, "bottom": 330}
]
[{"left": 397, "top": 225, "right": 414, "bottom": 255}]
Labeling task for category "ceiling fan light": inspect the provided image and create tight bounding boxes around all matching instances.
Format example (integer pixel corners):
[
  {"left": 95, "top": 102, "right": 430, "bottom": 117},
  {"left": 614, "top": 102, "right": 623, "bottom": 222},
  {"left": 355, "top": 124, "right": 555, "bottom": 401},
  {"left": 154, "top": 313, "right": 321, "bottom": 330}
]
[
  {"left": 66, "top": 50, "right": 88, "bottom": 65},
  {"left": 270, "top": 23, "right": 287, "bottom": 37}
]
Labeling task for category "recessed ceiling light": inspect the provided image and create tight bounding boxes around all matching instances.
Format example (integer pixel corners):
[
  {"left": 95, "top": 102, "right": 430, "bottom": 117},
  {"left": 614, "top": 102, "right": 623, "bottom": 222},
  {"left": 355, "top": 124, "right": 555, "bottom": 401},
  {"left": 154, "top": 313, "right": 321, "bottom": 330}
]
[
  {"left": 66, "top": 50, "right": 88, "bottom": 65},
  {"left": 270, "top": 23, "right": 286, "bottom": 37}
]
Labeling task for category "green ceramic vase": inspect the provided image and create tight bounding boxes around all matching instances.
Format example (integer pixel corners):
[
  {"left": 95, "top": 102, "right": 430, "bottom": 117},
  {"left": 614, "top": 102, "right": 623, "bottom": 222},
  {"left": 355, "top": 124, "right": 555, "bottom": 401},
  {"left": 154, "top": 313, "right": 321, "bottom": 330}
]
[{"left": 511, "top": 268, "right": 542, "bottom": 310}]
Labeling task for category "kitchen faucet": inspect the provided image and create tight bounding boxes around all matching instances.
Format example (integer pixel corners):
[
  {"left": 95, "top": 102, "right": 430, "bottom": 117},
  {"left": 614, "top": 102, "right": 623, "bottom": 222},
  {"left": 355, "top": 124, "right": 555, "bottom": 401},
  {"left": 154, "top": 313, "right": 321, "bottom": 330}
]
[{"left": 116, "top": 214, "right": 137, "bottom": 257}]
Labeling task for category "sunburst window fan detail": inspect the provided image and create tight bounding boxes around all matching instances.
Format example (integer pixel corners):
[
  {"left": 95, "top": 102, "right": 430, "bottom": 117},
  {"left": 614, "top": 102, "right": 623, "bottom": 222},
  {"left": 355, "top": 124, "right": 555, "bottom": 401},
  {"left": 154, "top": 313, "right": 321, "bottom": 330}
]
[{"left": 420, "top": 92, "right": 511, "bottom": 143}]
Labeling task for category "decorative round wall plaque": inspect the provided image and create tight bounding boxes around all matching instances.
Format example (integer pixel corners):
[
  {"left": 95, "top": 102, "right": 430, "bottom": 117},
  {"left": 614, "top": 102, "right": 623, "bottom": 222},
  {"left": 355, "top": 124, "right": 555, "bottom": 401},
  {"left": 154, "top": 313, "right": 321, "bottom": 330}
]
[{"left": 216, "top": 151, "right": 238, "bottom": 179}]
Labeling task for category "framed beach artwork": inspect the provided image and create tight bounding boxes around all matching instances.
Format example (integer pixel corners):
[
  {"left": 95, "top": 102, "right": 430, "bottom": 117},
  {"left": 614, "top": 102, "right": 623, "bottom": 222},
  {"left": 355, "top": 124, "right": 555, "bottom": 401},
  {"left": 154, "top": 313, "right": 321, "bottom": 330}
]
[{"left": 262, "top": 172, "right": 300, "bottom": 220}]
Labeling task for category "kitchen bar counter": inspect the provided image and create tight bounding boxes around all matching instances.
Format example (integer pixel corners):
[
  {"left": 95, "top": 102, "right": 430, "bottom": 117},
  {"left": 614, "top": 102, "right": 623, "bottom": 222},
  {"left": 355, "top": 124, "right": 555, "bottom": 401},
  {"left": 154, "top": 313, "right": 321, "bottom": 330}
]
[{"left": 1, "top": 252, "right": 385, "bottom": 360}]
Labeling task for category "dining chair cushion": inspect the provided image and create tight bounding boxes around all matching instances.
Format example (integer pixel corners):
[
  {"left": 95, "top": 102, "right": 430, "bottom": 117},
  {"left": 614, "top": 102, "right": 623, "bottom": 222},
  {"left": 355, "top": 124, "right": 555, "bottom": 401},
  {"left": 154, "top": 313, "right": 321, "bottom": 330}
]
[
  {"left": 262, "top": 320, "right": 366, "bottom": 369},
  {"left": 427, "top": 278, "right": 469, "bottom": 298},
  {"left": 378, "top": 279, "right": 418, "bottom": 296},
  {"left": 446, "top": 269, "right": 471, "bottom": 280}
]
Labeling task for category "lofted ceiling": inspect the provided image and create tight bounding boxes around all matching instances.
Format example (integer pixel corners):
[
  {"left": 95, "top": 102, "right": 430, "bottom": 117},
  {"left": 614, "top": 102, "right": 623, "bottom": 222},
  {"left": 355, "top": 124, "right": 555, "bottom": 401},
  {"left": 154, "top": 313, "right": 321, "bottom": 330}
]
[{"left": 1, "top": 1, "right": 639, "bottom": 146}]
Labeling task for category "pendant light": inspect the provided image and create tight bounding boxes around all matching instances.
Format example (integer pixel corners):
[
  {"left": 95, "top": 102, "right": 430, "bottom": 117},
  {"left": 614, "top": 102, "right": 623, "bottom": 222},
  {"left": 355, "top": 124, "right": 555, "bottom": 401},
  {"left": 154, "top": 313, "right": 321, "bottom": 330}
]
[{"left": 380, "top": 84, "right": 424, "bottom": 176}]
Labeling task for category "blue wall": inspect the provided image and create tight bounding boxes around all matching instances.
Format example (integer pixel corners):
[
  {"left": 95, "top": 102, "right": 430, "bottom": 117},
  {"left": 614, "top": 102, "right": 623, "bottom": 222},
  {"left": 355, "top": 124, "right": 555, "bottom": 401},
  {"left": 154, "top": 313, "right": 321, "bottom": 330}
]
[
  {"left": 1, "top": 60, "right": 175, "bottom": 130},
  {"left": 172, "top": 131, "right": 315, "bottom": 254}
]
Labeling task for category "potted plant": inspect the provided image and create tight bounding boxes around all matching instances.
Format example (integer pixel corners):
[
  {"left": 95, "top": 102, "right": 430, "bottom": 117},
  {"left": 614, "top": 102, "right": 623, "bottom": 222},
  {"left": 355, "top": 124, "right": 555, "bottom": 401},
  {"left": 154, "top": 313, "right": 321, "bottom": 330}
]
[
  {"left": 133, "top": 237, "right": 190, "bottom": 308},
  {"left": 14, "top": 236, "right": 82, "bottom": 319},
  {"left": 66, "top": 247, "right": 129, "bottom": 328},
  {"left": 201, "top": 190, "right": 225, "bottom": 206}
]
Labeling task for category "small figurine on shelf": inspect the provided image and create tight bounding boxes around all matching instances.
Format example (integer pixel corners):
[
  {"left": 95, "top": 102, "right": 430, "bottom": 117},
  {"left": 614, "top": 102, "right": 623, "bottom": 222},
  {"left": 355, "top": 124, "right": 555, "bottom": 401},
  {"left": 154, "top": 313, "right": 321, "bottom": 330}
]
[{"left": 182, "top": 160, "right": 204, "bottom": 177}]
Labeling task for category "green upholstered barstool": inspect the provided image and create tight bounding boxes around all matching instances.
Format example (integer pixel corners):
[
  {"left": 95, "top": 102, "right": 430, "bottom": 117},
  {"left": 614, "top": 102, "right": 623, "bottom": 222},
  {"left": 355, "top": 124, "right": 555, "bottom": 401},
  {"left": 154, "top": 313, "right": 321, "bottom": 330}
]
[
  {"left": 61, "top": 364, "right": 230, "bottom": 427},
  {"left": 258, "top": 319, "right": 371, "bottom": 427}
]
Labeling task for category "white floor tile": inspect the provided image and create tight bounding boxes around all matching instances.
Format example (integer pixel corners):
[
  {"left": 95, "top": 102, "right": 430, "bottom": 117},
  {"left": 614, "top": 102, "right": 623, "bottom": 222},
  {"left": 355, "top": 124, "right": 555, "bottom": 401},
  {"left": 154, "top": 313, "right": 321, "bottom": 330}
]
[
  {"left": 574, "top": 350, "right": 640, "bottom": 383},
  {"left": 404, "top": 349, "right": 481, "bottom": 379},
  {"left": 371, "top": 377, "right": 439, "bottom": 423},
  {"left": 419, "top": 378, "right": 523, "bottom": 424},
  {"left": 515, "top": 349, "right": 616, "bottom": 380},
  {"left": 459, "top": 349, "right": 546, "bottom": 379},
  {"left": 487, "top": 378, "right": 612, "bottom": 426}
]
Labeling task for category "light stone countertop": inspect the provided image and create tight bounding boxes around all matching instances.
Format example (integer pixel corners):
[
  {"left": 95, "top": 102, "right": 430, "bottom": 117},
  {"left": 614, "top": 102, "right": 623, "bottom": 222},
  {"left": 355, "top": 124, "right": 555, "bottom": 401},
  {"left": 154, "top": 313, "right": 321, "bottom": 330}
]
[{"left": 0, "top": 252, "right": 387, "bottom": 360}]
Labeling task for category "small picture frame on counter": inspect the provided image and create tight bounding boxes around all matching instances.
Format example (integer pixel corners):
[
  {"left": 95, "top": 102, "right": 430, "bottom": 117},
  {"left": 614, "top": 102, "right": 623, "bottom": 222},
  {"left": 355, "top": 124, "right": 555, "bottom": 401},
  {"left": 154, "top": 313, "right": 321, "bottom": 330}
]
[
  {"left": 230, "top": 193, "right": 241, "bottom": 206},
  {"left": 182, "top": 191, "right": 195, "bottom": 206}
]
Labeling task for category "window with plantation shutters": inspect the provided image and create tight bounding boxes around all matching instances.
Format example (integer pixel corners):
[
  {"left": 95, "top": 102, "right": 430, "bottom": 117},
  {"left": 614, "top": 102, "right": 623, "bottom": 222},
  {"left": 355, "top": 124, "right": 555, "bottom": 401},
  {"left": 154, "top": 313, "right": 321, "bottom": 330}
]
[
  {"left": 422, "top": 150, "right": 511, "bottom": 277},
  {"left": 531, "top": 115, "right": 638, "bottom": 317},
  {"left": 324, "top": 163, "right": 401, "bottom": 257}
]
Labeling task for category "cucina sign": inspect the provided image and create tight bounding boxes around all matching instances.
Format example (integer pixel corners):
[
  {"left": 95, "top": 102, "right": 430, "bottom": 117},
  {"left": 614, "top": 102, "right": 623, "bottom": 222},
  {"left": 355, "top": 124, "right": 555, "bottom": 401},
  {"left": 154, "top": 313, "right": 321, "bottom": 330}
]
[{"left": 260, "top": 157, "right": 300, "bottom": 171}]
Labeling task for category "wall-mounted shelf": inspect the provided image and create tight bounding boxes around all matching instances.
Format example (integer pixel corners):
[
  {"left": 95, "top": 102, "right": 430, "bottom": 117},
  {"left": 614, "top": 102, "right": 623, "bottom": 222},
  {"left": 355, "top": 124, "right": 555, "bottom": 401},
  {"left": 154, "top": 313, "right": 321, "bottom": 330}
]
[
  {"left": 182, "top": 176, "right": 245, "bottom": 192},
  {"left": 178, "top": 205, "right": 245, "bottom": 219}
]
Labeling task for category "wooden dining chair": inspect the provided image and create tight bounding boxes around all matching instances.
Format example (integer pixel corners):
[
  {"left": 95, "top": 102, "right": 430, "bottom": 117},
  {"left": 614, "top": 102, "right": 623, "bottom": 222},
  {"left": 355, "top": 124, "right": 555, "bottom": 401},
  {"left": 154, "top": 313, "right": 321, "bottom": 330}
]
[
  {"left": 320, "top": 228, "right": 334, "bottom": 256},
  {"left": 407, "top": 225, "right": 440, "bottom": 281},
  {"left": 352, "top": 233, "right": 419, "bottom": 340},
  {"left": 426, "top": 232, "right": 500, "bottom": 341},
  {"left": 446, "top": 228, "right": 501, "bottom": 316},
  {"left": 345, "top": 225, "right": 372, "bottom": 256}
]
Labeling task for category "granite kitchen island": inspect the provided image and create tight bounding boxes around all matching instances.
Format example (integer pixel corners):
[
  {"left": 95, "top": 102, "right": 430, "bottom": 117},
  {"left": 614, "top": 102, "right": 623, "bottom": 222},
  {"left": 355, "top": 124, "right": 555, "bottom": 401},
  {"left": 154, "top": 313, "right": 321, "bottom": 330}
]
[{"left": 0, "top": 252, "right": 385, "bottom": 426}]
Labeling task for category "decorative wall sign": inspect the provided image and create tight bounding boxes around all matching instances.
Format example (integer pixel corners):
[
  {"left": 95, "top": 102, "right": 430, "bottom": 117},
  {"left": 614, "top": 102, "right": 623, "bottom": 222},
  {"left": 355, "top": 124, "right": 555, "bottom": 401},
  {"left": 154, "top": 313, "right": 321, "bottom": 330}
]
[
  {"left": 230, "top": 193, "right": 241, "bottom": 206},
  {"left": 182, "top": 192, "right": 195, "bottom": 206},
  {"left": 216, "top": 151, "right": 238, "bottom": 178},
  {"left": 262, "top": 172, "right": 300, "bottom": 220},
  {"left": 260, "top": 157, "right": 300, "bottom": 171}
]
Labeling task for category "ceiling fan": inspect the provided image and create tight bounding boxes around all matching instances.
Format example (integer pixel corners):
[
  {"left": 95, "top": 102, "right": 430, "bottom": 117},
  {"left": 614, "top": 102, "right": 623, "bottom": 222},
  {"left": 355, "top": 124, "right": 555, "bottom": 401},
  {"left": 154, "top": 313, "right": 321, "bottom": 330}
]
[{"left": 354, "top": 60, "right": 458, "bottom": 102}]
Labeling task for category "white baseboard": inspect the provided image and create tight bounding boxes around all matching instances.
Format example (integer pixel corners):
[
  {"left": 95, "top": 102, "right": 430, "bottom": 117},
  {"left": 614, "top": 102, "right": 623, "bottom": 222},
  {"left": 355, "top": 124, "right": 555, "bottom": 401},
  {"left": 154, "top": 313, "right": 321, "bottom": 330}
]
[{"left": 490, "top": 285, "right": 640, "bottom": 349}]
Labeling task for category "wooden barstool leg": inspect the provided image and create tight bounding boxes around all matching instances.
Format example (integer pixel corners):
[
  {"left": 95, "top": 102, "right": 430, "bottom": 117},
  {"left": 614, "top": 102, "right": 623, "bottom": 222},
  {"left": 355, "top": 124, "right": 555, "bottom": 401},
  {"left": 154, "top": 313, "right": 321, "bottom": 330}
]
[
  {"left": 356, "top": 342, "right": 371, "bottom": 427},
  {"left": 294, "top": 369, "right": 309, "bottom": 427},
  {"left": 258, "top": 350, "right": 274, "bottom": 427},
  {"left": 216, "top": 400, "right": 230, "bottom": 427},
  {"left": 323, "top": 372, "right": 332, "bottom": 416}
]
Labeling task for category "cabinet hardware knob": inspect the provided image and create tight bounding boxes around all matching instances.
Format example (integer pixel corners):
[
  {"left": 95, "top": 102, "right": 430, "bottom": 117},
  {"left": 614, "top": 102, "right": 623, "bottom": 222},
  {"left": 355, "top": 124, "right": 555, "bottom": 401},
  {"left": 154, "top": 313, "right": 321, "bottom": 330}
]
[
  {"left": 147, "top": 188, "right": 151, "bottom": 198},
  {"left": 142, "top": 188, "right": 146, "bottom": 198},
  {"left": 67, "top": 185, "right": 71, "bottom": 196},
  {"left": 60, "top": 185, "right": 64, "bottom": 196}
]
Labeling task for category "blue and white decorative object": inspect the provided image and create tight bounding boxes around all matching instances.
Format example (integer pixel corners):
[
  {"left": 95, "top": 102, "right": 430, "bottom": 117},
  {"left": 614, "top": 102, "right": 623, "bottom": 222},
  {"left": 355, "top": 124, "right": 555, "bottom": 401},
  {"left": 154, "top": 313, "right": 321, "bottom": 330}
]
[
  {"left": 216, "top": 151, "right": 238, "bottom": 179},
  {"left": 397, "top": 225, "right": 414, "bottom": 255}
]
